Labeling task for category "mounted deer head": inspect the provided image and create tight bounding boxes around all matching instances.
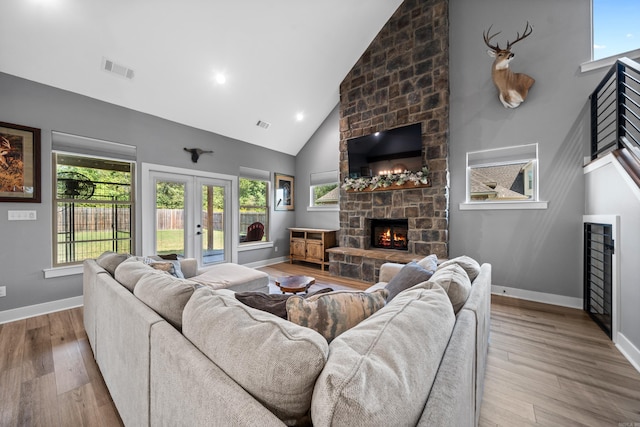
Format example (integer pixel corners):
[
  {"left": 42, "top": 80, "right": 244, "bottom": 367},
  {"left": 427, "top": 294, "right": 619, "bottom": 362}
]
[{"left": 483, "top": 22, "right": 535, "bottom": 108}]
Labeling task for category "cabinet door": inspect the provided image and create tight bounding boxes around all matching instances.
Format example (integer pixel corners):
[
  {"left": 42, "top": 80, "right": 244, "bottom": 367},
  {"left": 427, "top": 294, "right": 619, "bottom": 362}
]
[
  {"left": 305, "top": 241, "right": 324, "bottom": 261},
  {"left": 291, "top": 240, "right": 306, "bottom": 258}
]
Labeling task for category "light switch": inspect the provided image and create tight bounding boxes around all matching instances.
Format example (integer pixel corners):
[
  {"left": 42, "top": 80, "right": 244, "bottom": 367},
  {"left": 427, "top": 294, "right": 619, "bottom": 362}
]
[{"left": 8, "top": 210, "right": 37, "bottom": 221}]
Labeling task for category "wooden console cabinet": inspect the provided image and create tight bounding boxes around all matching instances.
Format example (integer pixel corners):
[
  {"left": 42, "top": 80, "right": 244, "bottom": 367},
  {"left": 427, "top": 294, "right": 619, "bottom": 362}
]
[{"left": 289, "top": 228, "right": 337, "bottom": 271}]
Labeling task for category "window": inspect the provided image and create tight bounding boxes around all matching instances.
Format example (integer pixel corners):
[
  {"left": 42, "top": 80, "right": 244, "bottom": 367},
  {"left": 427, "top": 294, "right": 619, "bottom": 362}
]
[
  {"left": 239, "top": 167, "right": 270, "bottom": 244},
  {"left": 53, "top": 153, "right": 134, "bottom": 266},
  {"left": 461, "top": 143, "right": 547, "bottom": 210},
  {"left": 593, "top": 0, "right": 639, "bottom": 61},
  {"left": 309, "top": 170, "right": 339, "bottom": 209}
]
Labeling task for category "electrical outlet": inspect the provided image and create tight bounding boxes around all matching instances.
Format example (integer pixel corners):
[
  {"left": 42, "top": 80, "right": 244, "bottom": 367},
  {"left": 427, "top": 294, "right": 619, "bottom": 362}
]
[
  {"left": 0, "top": 286, "right": 6, "bottom": 297},
  {"left": 274, "top": 246, "right": 278, "bottom": 252}
]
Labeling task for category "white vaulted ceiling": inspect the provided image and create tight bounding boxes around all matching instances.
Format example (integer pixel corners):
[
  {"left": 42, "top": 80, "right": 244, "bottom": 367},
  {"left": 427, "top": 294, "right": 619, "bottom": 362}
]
[{"left": 0, "top": 0, "right": 403, "bottom": 155}]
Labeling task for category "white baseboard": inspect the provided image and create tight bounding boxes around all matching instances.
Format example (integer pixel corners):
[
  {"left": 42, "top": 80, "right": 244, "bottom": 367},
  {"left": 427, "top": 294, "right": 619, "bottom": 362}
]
[
  {"left": 491, "top": 285, "right": 583, "bottom": 309},
  {"left": 0, "top": 296, "right": 84, "bottom": 325},
  {"left": 243, "top": 256, "right": 290, "bottom": 269},
  {"left": 616, "top": 333, "right": 640, "bottom": 374}
]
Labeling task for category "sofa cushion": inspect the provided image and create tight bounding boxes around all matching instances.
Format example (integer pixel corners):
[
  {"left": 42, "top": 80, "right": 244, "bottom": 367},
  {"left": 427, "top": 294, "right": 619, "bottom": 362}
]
[
  {"left": 311, "top": 285, "right": 455, "bottom": 427},
  {"left": 190, "top": 263, "right": 269, "bottom": 291},
  {"left": 235, "top": 287, "right": 333, "bottom": 319},
  {"left": 384, "top": 261, "right": 434, "bottom": 302},
  {"left": 425, "top": 263, "right": 472, "bottom": 313},
  {"left": 416, "top": 253, "right": 439, "bottom": 272},
  {"left": 182, "top": 287, "right": 329, "bottom": 425},
  {"left": 133, "top": 273, "right": 198, "bottom": 330},
  {"left": 438, "top": 255, "right": 481, "bottom": 282},
  {"left": 96, "top": 251, "right": 130, "bottom": 276},
  {"left": 286, "top": 289, "right": 388, "bottom": 343},
  {"left": 114, "top": 258, "right": 159, "bottom": 292}
]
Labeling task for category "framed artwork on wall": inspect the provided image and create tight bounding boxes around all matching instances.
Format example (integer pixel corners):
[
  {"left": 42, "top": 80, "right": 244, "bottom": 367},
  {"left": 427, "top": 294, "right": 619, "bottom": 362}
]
[
  {"left": 0, "top": 121, "right": 41, "bottom": 203},
  {"left": 274, "top": 173, "right": 294, "bottom": 211}
]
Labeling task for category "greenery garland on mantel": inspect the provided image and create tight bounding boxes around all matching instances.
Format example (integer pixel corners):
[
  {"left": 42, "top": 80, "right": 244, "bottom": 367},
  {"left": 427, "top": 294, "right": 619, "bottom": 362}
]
[{"left": 342, "top": 166, "right": 430, "bottom": 192}]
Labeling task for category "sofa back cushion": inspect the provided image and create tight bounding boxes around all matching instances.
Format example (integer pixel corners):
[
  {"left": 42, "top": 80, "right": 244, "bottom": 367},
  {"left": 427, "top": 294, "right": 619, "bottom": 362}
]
[
  {"left": 133, "top": 273, "right": 198, "bottom": 330},
  {"left": 96, "top": 251, "right": 131, "bottom": 276},
  {"left": 114, "top": 258, "right": 158, "bottom": 292},
  {"left": 438, "top": 255, "right": 481, "bottom": 282},
  {"left": 424, "top": 262, "right": 472, "bottom": 313},
  {"left": 311, "top": 285, "right": 455, "bottom": 427},
  {"left": 183, "top": 287, "right": 329, "bottom": 425}
]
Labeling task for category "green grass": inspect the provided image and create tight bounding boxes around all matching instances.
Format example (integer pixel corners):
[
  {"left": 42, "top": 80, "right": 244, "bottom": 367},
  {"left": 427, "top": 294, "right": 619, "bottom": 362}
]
[{"left": 56, "top": 229, "right": 224, "bottom": 263}]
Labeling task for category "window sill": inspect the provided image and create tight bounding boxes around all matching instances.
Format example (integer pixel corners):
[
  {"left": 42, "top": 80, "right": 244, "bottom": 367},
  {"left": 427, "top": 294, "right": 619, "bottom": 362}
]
[
  {"left": 580, "top": 48, "right": 640, "bottom": 73},
  {"left": 459, "top": 201, "right": 548, "bottom": 210},
  {"left": 307, "top": 205, "right": 339, "bottom": 212},
  {"left": 44, "top": 264, "right": 83, "bottom": 278},
  {"left": 237, "top": 241, "right": 274, "bottom": 252}
]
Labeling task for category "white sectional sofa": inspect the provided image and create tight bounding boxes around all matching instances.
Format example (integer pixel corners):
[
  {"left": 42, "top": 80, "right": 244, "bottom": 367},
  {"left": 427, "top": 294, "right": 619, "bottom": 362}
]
[{"left": 83, "top": 252, "right": 491, "bottom": 426}]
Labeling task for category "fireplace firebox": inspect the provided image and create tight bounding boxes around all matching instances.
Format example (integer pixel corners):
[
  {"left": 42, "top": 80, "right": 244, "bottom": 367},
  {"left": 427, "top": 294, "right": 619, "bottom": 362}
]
[{"left": 370, "top": 219, "right": 409, "bottom": 251}]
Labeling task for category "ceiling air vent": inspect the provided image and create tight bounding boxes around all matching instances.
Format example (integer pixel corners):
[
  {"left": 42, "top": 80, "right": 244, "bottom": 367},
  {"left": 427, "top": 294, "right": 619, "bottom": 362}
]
[
  {"left": 256, "top": 120, "right": 271, "bottom": 130},
  {"left": 102, "top": 57, "right": 135, "bottom": 80}
]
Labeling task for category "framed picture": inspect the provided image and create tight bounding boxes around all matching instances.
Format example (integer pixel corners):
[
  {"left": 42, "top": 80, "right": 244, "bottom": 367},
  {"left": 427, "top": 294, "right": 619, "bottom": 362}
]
[
  {"left": 274, "top": 173, "right": 294, "bottom": 211},
  {"left": 0, "top": 122, "right": 41, "bottom": 203}
]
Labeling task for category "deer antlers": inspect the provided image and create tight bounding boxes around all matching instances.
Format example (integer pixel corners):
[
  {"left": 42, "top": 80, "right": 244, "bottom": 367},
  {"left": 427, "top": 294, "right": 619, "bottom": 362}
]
[{"left": 483, "top": 22, "right": 533, "bottom": 52}]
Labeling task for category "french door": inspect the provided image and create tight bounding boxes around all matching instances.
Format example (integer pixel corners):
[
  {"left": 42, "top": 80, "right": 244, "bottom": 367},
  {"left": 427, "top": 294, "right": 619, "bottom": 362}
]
[{"left": 142, "top": 164, "right": 237, "bottom": 266}]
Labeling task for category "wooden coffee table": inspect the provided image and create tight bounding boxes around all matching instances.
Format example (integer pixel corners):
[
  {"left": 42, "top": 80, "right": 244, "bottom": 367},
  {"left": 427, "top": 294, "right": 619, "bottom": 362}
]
[{"left": 275, "top": 275, "right": 315, "bottom": 294}]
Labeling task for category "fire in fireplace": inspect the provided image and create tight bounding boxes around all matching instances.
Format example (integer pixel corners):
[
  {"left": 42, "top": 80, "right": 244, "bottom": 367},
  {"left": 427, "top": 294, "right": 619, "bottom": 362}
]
[{"left": 370, "top": 219, "right": 409, "bottom": 251}]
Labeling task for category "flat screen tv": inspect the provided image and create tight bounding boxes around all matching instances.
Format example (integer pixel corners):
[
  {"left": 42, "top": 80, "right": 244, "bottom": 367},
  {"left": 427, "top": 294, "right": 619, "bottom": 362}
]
[{"left": 347, "top": 123, "right": 423, "bottom": 177}]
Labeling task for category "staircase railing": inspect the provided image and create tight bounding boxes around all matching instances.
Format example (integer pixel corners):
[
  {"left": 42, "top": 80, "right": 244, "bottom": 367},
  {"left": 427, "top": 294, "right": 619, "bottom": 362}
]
[{"left": 590, "top": 57, "right": 640, "bottom": 162}]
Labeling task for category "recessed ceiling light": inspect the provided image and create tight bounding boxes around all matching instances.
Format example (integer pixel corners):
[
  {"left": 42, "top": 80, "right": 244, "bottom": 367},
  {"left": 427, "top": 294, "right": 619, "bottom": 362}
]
[
  {"left": 215, "top": 73, "right": 226, "bottom": 84},
  {"left": 296, "top": 112, "right": 304, "bottom": 121}
]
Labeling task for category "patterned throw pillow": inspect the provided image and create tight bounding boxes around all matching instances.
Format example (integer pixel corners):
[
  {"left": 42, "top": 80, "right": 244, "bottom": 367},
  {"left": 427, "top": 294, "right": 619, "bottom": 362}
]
[
  {"left": 286, "top": 289, "right": 388, "bottom": 342},
  {"left": 235, "top": 288, "right": 333, "bottom": 319}
]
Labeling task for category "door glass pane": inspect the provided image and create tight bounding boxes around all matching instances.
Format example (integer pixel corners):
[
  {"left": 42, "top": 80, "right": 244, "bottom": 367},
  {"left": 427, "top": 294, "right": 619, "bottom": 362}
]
[
  {"left": 201, "top": 184, "right": 225, "bottom": 264},
  {"left": 155, "top": 181, "right": 185, "bottom": 257}
]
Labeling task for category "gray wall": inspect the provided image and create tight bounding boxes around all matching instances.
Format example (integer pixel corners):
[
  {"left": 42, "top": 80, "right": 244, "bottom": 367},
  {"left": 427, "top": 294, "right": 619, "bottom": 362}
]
[
  {"left": 0, "top": 72, "right": 294, "bottom": 312},
  {"left": 449, "top": 0, "right": 606, "bottom": 299},
  {"left": 294, "top": 104, "right": 340, "bottom": 230}
]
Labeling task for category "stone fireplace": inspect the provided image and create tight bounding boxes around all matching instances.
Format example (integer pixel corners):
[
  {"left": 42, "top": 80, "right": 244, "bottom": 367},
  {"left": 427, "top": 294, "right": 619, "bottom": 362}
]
[{"left": 328, "top": 0, "right": 449, "bottom": 283}]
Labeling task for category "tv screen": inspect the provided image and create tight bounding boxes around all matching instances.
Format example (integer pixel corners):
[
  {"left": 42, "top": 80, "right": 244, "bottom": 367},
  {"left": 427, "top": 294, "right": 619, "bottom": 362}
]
[{"left": 347, "top": 123, "right": 423, "bottom": 177}]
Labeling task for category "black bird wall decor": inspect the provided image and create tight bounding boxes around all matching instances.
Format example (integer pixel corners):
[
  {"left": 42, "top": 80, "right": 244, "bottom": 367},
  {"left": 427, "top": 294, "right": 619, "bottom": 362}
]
[{"left": 184, "top": 147, "right": 214, "bottom": 163}]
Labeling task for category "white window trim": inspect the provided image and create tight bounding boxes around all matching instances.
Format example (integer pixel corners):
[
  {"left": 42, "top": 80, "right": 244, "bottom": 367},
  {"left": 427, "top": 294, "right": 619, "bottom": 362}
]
[
  {"left": 237, "top": 241, "right": 274, "bottom": 252},
  {"left": 459, "top": 200, "right": 548, "bottom": 210},
  {"left": 307, "top": 205, "right": 339, "bottom": 212},
  {"left": 238, "top": 169, "right": 272, "bottom": 246},
  {"left": 460, "top": 143, "right": 548, "bottom": 211},
  {"left": 581, "top": 48, "right": 640, "bottom": 73}
]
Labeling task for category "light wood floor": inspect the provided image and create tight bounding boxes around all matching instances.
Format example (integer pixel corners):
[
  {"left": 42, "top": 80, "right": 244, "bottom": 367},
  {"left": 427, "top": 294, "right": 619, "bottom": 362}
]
[{"left": 0, "top": 261, "right": 638, "bottom": 426}]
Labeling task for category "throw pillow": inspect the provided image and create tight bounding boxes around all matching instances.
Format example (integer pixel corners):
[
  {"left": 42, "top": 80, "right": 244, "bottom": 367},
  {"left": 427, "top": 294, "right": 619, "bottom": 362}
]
[
  {"left": 384, "top": 261, "right": 434, "bottom": 302},
  {"left": 144, "top": 258, "right": 185, "bottom": 279},
  {"left": 96, "top": 251, "right": 131, "bottom": 276},
  {"left": 423, "top": 263, "right": 472, "bottom": 313},
  {"left": 183, "top": 287, "right": 329, "bottom": 425},
  {"left": 235, "top": 287, "right": 333, "bottom": 319},
  {"left": 438, "top": 255, "right": 481, "bottom": 282},
  {"left": 286, "top": 289, "right": 388, "bottom": 342},
  {"left": 416, "top": 253, "right": 439, "bottom": 272},
  {"left": 157, "top": 253, "right": 179, "bottom": 260}
]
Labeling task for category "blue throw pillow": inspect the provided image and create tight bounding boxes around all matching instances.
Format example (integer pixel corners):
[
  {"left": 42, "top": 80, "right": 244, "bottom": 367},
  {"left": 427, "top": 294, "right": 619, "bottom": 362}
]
[{"left": 384, "top": 261, "right": 434, "bottom": 302}]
